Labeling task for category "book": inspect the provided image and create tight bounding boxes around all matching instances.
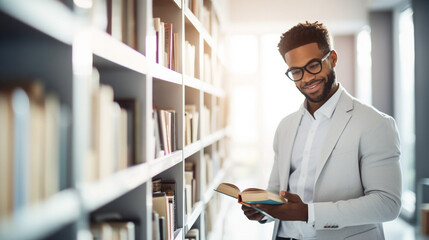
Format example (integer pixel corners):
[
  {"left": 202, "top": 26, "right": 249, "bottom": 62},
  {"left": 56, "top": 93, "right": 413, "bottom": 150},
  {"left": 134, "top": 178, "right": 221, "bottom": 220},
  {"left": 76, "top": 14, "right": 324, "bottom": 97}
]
[
  {"left": 0, "top": 92, "right": 13, "bottom": 217},
  {"left": 58, "top": 105, "right": 71, "bottom": 191},
  {"left": 153, "top": 194, "right": 174, "bottom": 240},
  {"left": 173, "top": 33, "right": 179, "bottom": 71},
  {"left": 185, "top": 104, "right": 198, "bottom": 144},
  {"left": 152, "top": 108, "right": 163, "bottom": 158},
  {"left": 185, "top": 228, "right": 199, "bottom": 240},
  {"left": 125, "top": 0, "right": 137, "bottom": 49},
  {"left": 184, "top": 41, "right": 195, "bottom": 77},
  {"left": 43, "top": 93, "right": 61, "bottom": 199},
  {"left": 152, "top": 211, "right": 161, "bottom": 240},
  {"left": 159, "top": 216, "right": 166, "bottom": 240},
  {"left": 90, "top": 221, "right": 135, "bottom": 240},
  {"left": 214, "top": 182, "right": 287, "bottom": 205},
  {"left": 164, "top": 23, "right": 173, "bottom": 69},
  {"left": 12, "top": 88, "right": 30, "bottom": 211},
  {"left": 91, "top": 84, "right": 115, "bottom": 180},
  {"left": 165, "top": 109, "right": 177, "bottom": 152},
  {"left": 116, "top": 98, "right": 140, "bottom": 165},
  {"left": 184, "top": 161, "right": 196, "bottom": 216}
]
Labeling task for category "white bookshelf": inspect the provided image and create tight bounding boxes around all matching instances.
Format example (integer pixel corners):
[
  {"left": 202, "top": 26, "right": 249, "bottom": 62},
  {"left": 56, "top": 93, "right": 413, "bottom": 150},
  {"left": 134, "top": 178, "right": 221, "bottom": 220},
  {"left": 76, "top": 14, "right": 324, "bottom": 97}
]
[{"left": 0, "top": 0, "right": 231, "bottom": 239}]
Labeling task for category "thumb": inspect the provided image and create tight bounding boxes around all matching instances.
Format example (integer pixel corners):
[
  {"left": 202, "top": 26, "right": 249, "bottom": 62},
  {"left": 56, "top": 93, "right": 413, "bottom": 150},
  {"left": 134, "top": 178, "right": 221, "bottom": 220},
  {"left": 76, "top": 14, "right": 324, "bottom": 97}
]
[{"left": 281, "top": 192, "right": 302, "bottom": 203}]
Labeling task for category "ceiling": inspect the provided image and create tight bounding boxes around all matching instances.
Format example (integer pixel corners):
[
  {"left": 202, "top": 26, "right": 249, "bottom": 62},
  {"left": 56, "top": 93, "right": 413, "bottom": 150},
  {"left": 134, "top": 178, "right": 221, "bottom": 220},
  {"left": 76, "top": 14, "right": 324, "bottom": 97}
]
[{"left": 219, "top": 0, "right": 410, "bottom": 35}]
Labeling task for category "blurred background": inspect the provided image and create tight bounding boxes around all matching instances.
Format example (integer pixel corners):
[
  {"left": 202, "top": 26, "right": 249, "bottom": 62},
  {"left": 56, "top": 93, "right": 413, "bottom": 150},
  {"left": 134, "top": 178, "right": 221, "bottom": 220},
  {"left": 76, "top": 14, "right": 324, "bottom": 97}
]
[{"left": 219, "top": 0, "right": 429, "bottom": 239}]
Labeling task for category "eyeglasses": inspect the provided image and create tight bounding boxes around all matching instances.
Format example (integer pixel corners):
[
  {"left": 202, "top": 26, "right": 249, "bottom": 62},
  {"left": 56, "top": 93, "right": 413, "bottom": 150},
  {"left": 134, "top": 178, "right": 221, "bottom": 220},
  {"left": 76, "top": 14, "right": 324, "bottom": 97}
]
[{"left": 285, "top": 51, "right": 332, "bottom": 81}]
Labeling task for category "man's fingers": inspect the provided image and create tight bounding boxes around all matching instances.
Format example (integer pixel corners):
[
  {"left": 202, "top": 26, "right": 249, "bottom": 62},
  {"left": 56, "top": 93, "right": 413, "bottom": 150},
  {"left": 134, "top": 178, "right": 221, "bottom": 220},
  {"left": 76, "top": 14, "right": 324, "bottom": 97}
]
[
  {"left": 241, "top": 204, "right": 264, "bottom": 220},
  {"left": 241, "top": 204, "right": 254, "bottom": 211},
  {"left": 253, "top": 204, "right": 270, "bottom": 212}
]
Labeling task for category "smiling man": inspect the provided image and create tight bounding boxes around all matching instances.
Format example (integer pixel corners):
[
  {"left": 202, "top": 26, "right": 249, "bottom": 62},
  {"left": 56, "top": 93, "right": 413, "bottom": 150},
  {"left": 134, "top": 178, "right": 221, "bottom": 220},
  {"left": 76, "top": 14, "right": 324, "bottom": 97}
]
[{"left": 241, "top": 22, "right": 402, "bottom": 240}]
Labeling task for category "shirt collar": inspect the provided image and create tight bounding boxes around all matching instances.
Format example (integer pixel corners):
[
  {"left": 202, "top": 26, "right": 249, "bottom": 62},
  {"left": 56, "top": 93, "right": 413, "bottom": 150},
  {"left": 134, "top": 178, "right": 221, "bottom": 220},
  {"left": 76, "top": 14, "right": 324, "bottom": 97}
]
[{"left": 299, "top": 83, "right": 343, "bottom": 119}]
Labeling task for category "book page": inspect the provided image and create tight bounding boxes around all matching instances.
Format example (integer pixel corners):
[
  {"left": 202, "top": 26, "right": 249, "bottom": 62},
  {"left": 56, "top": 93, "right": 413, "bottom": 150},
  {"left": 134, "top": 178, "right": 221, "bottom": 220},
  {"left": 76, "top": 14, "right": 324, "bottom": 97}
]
[{"left": 215, "top": 183, "right": 240, "bottom": 198}]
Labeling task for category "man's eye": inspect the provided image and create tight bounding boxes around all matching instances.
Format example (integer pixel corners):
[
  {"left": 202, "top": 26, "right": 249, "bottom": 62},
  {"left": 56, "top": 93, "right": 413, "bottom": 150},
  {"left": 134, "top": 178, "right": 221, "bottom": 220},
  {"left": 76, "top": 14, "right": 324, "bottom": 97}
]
[
  {"left": 291, "top": 69, "right": 301, "bottom": 76},
  {"left": 307, "top": 62, "right": 320, "bottom": 70}
]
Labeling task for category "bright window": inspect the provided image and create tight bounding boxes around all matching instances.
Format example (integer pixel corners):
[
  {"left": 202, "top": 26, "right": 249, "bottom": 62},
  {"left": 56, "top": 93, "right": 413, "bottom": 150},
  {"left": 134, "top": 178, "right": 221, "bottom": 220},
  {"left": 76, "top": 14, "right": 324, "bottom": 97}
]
[{"left": 395, "top": 7, "right": 416, "bottom": 215}]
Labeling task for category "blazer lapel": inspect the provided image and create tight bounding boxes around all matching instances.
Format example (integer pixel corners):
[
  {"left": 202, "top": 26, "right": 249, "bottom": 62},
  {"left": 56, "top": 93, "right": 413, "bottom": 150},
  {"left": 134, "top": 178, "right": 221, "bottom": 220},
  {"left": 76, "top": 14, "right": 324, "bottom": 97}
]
[
  {"left": 280, "top": 107, "right": 304, "bottom": 190},
  {"left": 314, "top": 91, "right": 354, "bottom": 183}
]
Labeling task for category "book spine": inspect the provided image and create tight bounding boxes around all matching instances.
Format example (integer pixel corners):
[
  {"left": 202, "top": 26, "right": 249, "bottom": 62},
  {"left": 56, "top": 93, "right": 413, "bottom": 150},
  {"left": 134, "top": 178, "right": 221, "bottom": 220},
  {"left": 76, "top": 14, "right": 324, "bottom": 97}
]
[{"left": 12, "top": 88, "right": 30, "bottom": 211}]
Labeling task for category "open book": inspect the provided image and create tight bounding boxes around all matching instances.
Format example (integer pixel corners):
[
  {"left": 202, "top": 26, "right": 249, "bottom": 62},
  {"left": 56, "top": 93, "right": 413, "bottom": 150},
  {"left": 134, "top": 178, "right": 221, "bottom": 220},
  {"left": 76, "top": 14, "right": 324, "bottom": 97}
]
[{"left": 214, "top": 182, "right": 287, "bottom": 205}]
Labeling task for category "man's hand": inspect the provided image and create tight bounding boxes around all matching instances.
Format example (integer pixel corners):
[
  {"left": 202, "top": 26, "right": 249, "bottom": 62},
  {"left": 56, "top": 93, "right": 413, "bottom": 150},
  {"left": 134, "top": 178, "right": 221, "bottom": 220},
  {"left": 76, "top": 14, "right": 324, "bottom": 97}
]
[
  {"left": 251, "top": 191, "right": 308, "bottom": 222},
  {"left": 241, "top": 204, "right": 265, "bottom": 221}
]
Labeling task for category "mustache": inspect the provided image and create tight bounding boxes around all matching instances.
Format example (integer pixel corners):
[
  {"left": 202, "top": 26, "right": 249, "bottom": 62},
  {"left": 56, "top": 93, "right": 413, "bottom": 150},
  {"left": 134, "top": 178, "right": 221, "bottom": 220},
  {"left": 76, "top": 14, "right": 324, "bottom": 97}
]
[{"left": 302, "top": 78, "right": 324, "bottom": 89}]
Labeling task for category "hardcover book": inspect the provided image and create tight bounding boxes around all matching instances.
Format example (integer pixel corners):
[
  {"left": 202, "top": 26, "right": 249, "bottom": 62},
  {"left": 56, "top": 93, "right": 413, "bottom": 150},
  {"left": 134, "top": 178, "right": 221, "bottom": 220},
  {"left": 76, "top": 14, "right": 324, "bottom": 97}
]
[{"left": 214, "top": 182, "right": 287, "bottom": 205}]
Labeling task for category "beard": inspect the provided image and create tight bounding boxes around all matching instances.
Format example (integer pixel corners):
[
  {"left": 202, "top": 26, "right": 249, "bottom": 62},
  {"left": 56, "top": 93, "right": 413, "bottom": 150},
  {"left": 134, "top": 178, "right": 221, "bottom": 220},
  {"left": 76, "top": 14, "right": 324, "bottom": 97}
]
[{"left": 297, "top": 69, "right": 336, "bottom": 103}]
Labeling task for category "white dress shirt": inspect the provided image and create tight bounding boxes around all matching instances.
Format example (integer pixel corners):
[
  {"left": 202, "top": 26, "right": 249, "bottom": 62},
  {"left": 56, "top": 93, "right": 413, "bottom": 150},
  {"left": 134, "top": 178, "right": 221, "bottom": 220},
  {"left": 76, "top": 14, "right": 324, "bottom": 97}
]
[{"left": 277, "top": 86, "right": 343, "bottom": 239}]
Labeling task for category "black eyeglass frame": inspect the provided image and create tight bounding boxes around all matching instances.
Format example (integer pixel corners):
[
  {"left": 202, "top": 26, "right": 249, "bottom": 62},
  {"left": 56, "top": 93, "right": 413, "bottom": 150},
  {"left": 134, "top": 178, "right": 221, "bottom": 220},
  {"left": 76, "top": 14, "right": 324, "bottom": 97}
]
[{"left": 285, "top": 51, "right": 332, "bottom": 82}]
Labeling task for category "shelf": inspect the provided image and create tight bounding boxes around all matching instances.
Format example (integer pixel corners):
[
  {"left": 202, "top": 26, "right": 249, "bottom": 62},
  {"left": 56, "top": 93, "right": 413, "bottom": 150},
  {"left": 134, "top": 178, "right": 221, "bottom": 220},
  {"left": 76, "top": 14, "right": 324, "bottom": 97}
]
[
  {"left": 202, "top": 129, "right": 225, "bottom": 147},
  {"left": 185, "top": 201, "right": 204, "bottom": 233},
  {"left": 172, "top": 0, "right": 182, "bottom": 9},
  {"left": 0, "top": 189, "right": 80, "bottom": 240},
  {"left": 91, "top": 30, "right": 149, "bottom": 74},
  {"left": 184, "top": 8, "right": 202, "bottom": 34},
  {"left": 81, "top": 163, "right": 151, "bottom": 212},
  {"left": 183, "top": 6, "right": 214, "bottom": 48},
  {"left": 201, "top": 28, "right": 214, "bottom": 48},
  {"left": 204, "top": 159, "right": 233, "bottom": 204},
  {"left": 151, "top": 63, "right": 183, "bottom": 85},
  {"left": 184, "top": 140, "right": 202, "bottom": 158},
  {"left": 206, "top": 202, "right": 228, "bottom": 240},
  {"left": 184, "top": 75, "right": 203, "bottom": 90},
  {"left": 0, "top": 0, "right": 78, "bottom": 45},
  {"left": 150, "top": 151, "right": 183, "bottom": 176},
  {"left": 202, "top": 82, "right": 226, "bottom": 98},
  {"left": 204, "top": 168, "right": 226, "bottom": 204},
  {"left": 174, "top": 228, "right": 184, "bottom": 240}
]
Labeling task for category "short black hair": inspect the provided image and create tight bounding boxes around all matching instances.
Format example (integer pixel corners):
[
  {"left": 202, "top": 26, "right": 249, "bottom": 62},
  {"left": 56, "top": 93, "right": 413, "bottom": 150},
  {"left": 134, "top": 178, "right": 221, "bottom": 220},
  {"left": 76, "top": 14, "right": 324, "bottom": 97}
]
[{"left": 278, "top": 21, "right": 332, "bottom": 60}]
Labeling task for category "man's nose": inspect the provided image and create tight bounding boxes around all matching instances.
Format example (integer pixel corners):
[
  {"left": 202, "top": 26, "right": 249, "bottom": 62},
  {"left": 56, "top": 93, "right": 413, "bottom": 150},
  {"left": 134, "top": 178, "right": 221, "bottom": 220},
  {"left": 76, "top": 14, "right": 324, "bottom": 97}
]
[{"left": 301, "top": 70, "right": 316, "bottom": 83}]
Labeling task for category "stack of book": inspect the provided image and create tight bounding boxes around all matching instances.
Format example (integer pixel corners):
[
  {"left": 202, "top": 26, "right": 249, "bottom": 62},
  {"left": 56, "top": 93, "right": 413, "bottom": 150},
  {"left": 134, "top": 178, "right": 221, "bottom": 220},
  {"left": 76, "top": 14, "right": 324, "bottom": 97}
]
[
  {"left": 86, "top": 69, "right": 135, "bottom": 182},
  {"left": 153, "top": 108, "right": 177, "bottom": 158},
  {"left": 185, "top": 228, "right": 199, "bottom": 240},
  {"left": 184, "top": 41, "right": 196, "bottom": 78},
  {"left": 203, "top": 154, "right": 213, "bottom": 187},
  {"left": 90, "top": 221, "right": 136, "bottom": 240},
  {"left": 203, "top": 53, "right": 212, "bottom": 84},
  {"left": 106, "top": 0, "right": 138, "bottom": 49},
  {"left": 153, "top": 18, "right": 179, "bottom": 71},
  {"left": 0, "top": 81, "right": 70, "bottom": 218},
  {"left": 152, "top": 178, "right": 177, "bottom": 240},
  {"left": 184, "top": 104, "right": 199, "bottom": 146},
  {"left": 184, "top": 161, "right": 197, "bottom": 217},
  {"left": 202, "top": 105, "right": 210, "bottom": 137}
]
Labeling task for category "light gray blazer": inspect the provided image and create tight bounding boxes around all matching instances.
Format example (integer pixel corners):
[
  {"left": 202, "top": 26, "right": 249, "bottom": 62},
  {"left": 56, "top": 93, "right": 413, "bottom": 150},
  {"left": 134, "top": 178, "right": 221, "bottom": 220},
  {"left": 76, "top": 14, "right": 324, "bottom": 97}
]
[{"left": 267, "top": 88, "right": 402, "bottom": 240}]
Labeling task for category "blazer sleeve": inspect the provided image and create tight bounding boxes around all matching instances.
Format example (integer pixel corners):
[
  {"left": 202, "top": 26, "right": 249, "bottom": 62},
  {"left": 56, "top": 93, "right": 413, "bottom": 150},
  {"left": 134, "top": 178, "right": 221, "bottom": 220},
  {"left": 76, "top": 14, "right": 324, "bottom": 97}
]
[{"left": 313, "top": 116, "right": 402, "bottom": 230}]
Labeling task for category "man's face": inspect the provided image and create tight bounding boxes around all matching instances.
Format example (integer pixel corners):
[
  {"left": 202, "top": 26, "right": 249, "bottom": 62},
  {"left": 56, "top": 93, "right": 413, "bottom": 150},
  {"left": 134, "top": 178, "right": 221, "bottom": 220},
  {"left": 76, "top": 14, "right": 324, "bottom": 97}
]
[{"left": 284, "top": 43, "right": 337, "bottom": 103}]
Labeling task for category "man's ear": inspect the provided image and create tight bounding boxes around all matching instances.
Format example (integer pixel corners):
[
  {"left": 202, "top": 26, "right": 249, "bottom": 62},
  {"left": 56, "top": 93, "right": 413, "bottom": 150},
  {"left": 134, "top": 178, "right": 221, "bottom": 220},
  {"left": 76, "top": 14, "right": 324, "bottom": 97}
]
[{"left": 329, "top": 50, "right": 338, "bottom": 68}]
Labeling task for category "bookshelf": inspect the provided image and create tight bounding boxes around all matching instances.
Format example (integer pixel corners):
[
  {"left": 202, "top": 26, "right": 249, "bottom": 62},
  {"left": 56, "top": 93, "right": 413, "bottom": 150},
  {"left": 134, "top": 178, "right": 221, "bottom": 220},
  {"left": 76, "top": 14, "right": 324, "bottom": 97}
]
[{"left": 0, "top": 0, "right": 230, "bottom": 240}]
